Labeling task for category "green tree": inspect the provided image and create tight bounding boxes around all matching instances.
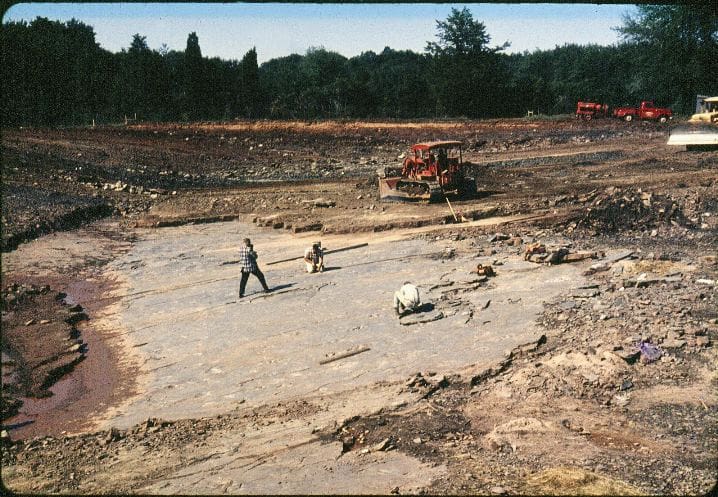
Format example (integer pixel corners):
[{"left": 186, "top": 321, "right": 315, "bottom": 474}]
[
  {"left": 121, "top": 34, "right": 149, "bottom": 116},
  {"left": 426, "top": 7, "right": 498, "bottom": 58},
  {"left": 298, "top": 47, "right": 348, "bottom": 118},
  {"left": 344, "top": 54, "right": 377, "bottom": 117},
  {"left": 159, "top": 48, "right": 186, "bottom": 120},
  {"left": 239, "top": 47, "right": 262, "bottom": 118},
  {"left": 260, "top": 54, "right": 304, "bottom": 118},
  {"left": 426, "top": 7, "right": 510, "bottom": 117},
  {"left": 183, "top": 31, "right": 205, "bottom": 119},
  {"left": 1, "top": 17, "right": 107, "bottom": 125},
  {"left": 114, "top": 33, "right": 170, "bottom": 121},
  {"left": 618, "top": 5, "right": 718, "bottom": 113},
  {"left": 370, "top": 47, "right": 431, "bottom": 118},
  {"left": 259, "top": 48, "right": 348, "bottom": 119}
]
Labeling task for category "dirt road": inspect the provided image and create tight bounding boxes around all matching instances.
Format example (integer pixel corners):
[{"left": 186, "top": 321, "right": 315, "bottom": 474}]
[{"left": 1, "top": 118, "right": 716, "bottom": 495}]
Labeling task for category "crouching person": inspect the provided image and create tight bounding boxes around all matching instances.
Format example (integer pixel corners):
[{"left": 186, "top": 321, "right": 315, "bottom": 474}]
[
  {"left": 393, "top": 281, "right": 420, "bottom": 317},
  {"left": 304, "top": 241, "right": 324, "bottom": 273}
]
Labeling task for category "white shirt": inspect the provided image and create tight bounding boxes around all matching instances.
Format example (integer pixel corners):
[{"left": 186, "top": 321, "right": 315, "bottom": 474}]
[{"left": 397, "top": 283, "right": 420, "bottom": 308}]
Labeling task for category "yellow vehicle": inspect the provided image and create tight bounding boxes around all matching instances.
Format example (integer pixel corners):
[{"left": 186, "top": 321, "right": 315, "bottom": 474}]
[
  {"left": 688, "top": 96, "right": 718, "bottom": 124},
  {"left": 667, "top": 95, "right": 718, "bottom": 150}
]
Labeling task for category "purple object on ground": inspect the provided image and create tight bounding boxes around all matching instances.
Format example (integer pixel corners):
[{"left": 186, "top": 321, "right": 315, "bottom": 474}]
[{"left": 638, "top": 341, "right": 662, "bottom": 363}]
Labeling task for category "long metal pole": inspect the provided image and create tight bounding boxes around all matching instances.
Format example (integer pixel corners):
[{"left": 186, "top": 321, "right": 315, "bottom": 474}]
[
  {"left": 265, "top": 242, "right": 369, "bottom": 266},
  {"left": 445, "top": 196, "right": 458, "bottom": 222}
]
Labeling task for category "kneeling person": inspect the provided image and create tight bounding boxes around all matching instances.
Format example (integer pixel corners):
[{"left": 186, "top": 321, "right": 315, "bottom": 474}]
[
  {"left": 304, "top": 241, "right": 324, "bottom": 273},
  {"left": 394, "top": 281, "right": 420, "bottom": 317}
]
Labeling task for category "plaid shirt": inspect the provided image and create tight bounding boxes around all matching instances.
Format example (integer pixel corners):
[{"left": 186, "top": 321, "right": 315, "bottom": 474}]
[{"left": 239, "top": 245, "right": 258, "bottom": 272}]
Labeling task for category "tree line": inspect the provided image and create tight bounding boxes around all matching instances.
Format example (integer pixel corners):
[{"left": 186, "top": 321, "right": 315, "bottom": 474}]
[{"left": 2, "top": 6, "right": 716, "bottom": 126}]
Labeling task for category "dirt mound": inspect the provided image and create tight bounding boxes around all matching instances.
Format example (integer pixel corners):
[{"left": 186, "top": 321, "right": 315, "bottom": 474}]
[
  {"left": 485, "top": 417, "right": 556, "bottom": 452},
  {"left": 524, "top": 467, "right": 643, "bottom": 495},
  {"left": 575, "top": 187, "right": 689, "bottom": 233}
]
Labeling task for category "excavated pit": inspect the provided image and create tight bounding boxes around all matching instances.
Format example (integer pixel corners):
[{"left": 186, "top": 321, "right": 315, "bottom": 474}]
[{"left": 1, "top": 119, "right": 716, "bottom": 495}]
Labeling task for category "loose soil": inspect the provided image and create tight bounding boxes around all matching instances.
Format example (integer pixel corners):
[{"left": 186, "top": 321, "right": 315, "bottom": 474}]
[{"left": 1, "top": 118, "right": 716, "bottom": 495}]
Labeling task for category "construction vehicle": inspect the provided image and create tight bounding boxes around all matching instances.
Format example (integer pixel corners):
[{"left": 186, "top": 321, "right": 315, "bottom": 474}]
[
  {"left": 688, "top": 95, "right": 718, "bottom": 123},
  {"left": 612, "top": 101, "right": 673, "bottom": 122},
  {"left": 667, "top": 96, "right": 718, "bottom": 150},
  {"left": 575, "top": 101, "right": 608, "bottom": 120},
  {"left": 377, "top": 141, "right": 475, "bottom": 202}
]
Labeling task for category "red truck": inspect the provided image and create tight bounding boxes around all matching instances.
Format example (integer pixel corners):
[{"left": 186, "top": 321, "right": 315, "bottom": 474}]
[
  {"left": 612, "top": 101, "right": 673, "bottom": 123},
  {"left": 575, "top": 101, "right": 609, "bottom": 120}
]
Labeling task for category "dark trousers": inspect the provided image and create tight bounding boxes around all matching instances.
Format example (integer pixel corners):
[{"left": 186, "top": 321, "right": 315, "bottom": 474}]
[{"left": 240, "top": 268, "right": 269, "bottom": 296}]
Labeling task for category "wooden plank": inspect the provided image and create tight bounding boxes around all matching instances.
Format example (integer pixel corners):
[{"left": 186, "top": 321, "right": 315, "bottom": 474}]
[{"left": 319, "top": 346, "right": 371, "bottom": 365}]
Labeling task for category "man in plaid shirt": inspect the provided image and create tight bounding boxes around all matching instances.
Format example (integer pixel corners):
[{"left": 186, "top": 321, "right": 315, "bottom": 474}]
[{"left": 239, "top": 238, "right": 270, "bottom": 298}]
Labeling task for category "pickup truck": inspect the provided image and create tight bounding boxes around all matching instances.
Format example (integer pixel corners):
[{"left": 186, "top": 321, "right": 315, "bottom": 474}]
[{"left": 612, "top": 101, "right": 673, "bottom": 123}]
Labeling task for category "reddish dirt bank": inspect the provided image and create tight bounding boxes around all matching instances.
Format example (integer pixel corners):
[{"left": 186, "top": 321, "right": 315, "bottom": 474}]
[{"left": 1, "top": 224, "right": 139, "bottom": 440}]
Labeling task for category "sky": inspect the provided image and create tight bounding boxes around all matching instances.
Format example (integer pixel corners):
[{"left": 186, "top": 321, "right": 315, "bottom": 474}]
[{"left": 3, "top": 3, "right": 638, "bottom": 64}]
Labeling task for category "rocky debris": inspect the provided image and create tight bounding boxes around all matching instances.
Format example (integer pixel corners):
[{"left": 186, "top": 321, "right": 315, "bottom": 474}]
[
  {"left": 584, "top": 250, "right": 638, "bottom": 275},
  {"left": 523, "top": 241, "right": 547, "bottom": 260},
  {"left": 254, "top": 214, "right": 283, "bottom": 228},
  {"left": 2, "top": 283, "right": 53, "bottom": 313},
  {"left": 485, "top": 417, "right": 556, "bottom": 452},
  {"left": 507, "top": 236, "right": 523, "bottom": 246},
  {"left": 1, "top": 284, "right": 87, "bottom": 418},
  {"left": 136, "top": 213, "right": 239, "bottom": 228},
  {"left": 524, "top": 242, "right": 603, "bottom": 265},
  {"left": 608, "top": 250, "right": 636, "bottom": 263},
  {"left": 623, "top": 274, "right": 682, "bottom": 288},
  {"left": 533, "top": 253, "right": 716, "bottom": 403},
  {"left": 488, "top": 233, "right": 511, "bottom": 243},
  {"left": 1, "top": 184, "right": 114, "bottom": 252},
  {"left": 322, "top": 275, "right": 715, "bottom": 494},
  {"left": 1, "top": 394, "right": 23, "bottom": 421},
  {"left": 64, "top": 310, "right": 89, "bottom": 325},
  {"left": 572, "top": 186, "right": 690, "bottom": 233},
  {"left": 292, "top": 222, "right": 323, "bottom": 233},
  {"left": 399, "top": 311, "right": 445, "bottom": 326},
  {"left": 401, "top": 372, "right": 450, "bottom": 399},
  {"left": 302, "top": 197, "right": 336, "bottom": 208},
  {"left": 472, "top": 263, "right": 496, "bottom": 277},
  {"left": 523, "top": 467, "right": 643, "bottom": 495},
  {"left": 372, "top": 436, "right": 396, "bottom": 452},
  {"left": 99, "top": 180, "right": 169, "bottom": 197}
]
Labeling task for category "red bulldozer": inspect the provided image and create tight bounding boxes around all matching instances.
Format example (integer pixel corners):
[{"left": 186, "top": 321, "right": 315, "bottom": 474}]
[{"left": 377, "top": 141, "right": 475, "bottom": 202}]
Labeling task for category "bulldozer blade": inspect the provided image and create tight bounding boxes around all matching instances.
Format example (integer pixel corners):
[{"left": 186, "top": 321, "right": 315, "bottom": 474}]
[
  {"left": 378, "top": 177, "right": 439, "bottom": 202},
  {"left": 667, "top": 124, "right": 718, "bottom": 150}
]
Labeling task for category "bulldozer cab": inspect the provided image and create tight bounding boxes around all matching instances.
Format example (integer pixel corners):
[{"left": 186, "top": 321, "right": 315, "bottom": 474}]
[
  {"left": 689, "top": 96, "right": 718, "bottom": 123},
  {"left": 408, "top": 141, "right": 462, "bottom": 178}
]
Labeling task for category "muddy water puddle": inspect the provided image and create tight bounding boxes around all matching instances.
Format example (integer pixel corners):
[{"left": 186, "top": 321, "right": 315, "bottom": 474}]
[{"left": 2, "top": 224, "right": 137, "bottom": 439}]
